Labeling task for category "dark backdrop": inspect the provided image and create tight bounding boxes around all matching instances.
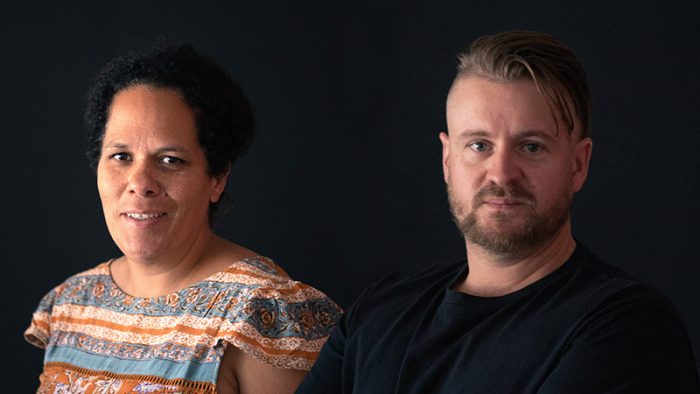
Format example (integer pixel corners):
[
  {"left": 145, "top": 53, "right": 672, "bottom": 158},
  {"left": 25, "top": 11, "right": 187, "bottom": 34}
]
[{"left": 3, "top": 1, "right": 699, "bottom": 389}]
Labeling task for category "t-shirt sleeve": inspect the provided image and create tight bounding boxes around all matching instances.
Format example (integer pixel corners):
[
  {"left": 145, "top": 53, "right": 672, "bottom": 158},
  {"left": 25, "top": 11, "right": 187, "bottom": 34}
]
[
  {"left": 220, "top": 279, "right": 343, "bottom": 371},
  {"left": 538, "top": 288, "right": 700, "bottom": 393},
  {"left": 24, "top": 285, "right": 62, "bottom": 349},
  {"left": 295, "top": 305, "right": 350, "bottom": 393},
  {"left": 296, "top": 279, "right": 381, "bottom": 394}
]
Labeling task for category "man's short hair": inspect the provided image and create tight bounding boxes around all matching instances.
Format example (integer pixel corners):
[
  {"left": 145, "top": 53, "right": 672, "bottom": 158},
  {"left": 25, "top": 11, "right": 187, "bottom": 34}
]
[
  {"left": 84, "top": 40, "right": 254, "bottom": 223},
  {"left": 454, "top": 31, "right": 590, "bottom": 137}
]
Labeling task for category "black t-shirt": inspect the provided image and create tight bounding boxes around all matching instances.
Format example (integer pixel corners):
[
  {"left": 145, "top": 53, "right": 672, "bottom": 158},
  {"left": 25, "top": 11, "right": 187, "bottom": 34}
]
[{"left": 297, "top": 245, "right": 700, "bottom": 393}]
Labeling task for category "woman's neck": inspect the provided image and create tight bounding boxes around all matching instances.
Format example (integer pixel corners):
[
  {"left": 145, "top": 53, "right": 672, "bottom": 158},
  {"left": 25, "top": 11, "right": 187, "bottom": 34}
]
[{"left": 111, "top": 232, "right": 223, "bottom": 297}]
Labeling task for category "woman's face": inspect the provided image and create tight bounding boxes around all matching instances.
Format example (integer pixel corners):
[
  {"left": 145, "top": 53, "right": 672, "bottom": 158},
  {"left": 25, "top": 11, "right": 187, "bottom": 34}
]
[{"left": 97, "top": 84, "right": 228, "bottom": 263}]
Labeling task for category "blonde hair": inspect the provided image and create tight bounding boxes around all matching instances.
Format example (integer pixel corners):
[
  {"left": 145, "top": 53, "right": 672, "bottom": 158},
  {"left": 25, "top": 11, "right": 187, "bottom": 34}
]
[{"left": 455, "top": 31, "right": 590, "bottom": 137}]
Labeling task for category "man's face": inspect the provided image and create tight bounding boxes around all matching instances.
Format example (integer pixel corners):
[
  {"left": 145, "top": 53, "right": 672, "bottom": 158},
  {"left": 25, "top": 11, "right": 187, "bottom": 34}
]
[{"left": 440, "top": 77, "right": 592, "bottom": 258}]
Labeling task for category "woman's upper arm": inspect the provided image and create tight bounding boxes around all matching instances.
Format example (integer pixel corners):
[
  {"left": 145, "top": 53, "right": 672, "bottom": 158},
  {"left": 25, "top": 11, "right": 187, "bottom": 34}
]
[{"left": 218, "top": 345, "right": 308, "bottom": 394}]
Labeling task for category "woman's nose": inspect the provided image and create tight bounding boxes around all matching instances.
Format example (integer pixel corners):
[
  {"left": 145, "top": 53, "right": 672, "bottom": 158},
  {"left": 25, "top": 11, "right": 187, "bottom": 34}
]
[{"left": 127, "top": 162, "right": 161, "bottom": 197}]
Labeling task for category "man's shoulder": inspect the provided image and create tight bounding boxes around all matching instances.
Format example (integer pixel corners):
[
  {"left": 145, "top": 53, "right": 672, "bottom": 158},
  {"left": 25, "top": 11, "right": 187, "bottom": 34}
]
[
  {"left": 561, "top": 244, "right": 685, "bottom": 323},
  {"left": 569, "top": 245, "right": 660, "bottom": 293},
  {"left": 367, "top": 260, "right": 465, "bottom": 296},
  {"left": 345, "top": 260, "right": 465, "bottom": 317}
]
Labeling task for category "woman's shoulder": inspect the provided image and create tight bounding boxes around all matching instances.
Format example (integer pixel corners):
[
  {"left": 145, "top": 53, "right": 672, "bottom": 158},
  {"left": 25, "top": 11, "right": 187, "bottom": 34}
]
[
  {"left": 219, "top": 255, "right": 292, "bottom": 282},
  {"left": 34, "top": 260, "right": 113, "bottom": 303},
  {"left": 213, "top": 255, "right": 340, "bottom": 311},
  {"left": 25, "top": 259, "right": 115, "bottom": 349},
  {"left": 211, "top": 255, "right": 343, "bottom": 370},
  {"left": 209, "top": 241, "right": 334, "bottom": 302}
]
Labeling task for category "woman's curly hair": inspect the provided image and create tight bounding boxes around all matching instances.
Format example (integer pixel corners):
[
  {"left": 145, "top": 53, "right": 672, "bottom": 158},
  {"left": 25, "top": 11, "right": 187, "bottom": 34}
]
[{"left": 84, "top": 40, "right": 254, "bottom": 223}]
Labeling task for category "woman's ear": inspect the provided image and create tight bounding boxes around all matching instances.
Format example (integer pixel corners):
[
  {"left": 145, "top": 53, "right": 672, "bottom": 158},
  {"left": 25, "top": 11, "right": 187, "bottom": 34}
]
[{"left": 210, "top": 166, "right": 231, "bottom": 203}]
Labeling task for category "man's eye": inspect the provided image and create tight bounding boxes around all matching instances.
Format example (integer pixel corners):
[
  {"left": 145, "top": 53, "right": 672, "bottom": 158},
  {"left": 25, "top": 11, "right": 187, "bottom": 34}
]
[
  {"left": 469, "top": 141, "right": 489, "bottom": 152},
  {"left": 160, "top": 156, "right": 183, "bottom": 165},
  {"left": 522, "top": 143, "right": 542, "bottom": 153}
]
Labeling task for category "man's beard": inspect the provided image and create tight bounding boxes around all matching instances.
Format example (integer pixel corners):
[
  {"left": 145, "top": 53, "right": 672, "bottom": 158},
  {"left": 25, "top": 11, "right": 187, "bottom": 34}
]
[{"left": 448, "top": 182, "right": 571, "bottom": 259}]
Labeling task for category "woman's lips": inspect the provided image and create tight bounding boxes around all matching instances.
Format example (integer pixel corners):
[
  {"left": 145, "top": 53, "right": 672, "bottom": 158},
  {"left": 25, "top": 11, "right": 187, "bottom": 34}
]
[
  {"left": 120, "top": 211, "right": 169, "bottom": 226},
  {"left": 123, "top": 212, "right": 167, "bottom": 220}
]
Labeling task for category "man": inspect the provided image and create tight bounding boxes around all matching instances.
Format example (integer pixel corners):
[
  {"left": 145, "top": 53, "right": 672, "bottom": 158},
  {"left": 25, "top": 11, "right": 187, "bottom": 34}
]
[{"left": 297, "top": 31, "right": 699, "bottom": 393}]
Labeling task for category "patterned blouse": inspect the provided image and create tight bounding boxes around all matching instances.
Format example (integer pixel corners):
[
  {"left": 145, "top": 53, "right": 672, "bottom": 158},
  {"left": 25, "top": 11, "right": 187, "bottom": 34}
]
[{"left": 25, "top": 256, "right": 342, "bottom": 393}]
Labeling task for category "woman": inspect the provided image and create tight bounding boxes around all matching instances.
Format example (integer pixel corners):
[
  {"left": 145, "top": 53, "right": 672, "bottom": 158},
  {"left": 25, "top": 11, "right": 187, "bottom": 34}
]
[{"left": 25, "top": 42, "right": 341, "bottom": 393}]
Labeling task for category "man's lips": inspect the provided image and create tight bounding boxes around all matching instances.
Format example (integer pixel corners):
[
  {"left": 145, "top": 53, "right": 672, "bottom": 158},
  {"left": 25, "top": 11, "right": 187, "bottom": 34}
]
[
  {"left": 482, "top": 198, "right": 526, "bottom": 206},
  {"left": 473, "top": 184, "right": 534, "bottom": 208}
]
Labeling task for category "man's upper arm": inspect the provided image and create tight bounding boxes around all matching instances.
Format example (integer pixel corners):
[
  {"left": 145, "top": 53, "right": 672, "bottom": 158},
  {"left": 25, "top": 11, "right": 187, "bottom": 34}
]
[
  {"left": 296, "top": 275, "right": 390, "bottom": 393},
  {"left": 295, "top": 308, "right": 350, "bottom": 393},
  {"left": 538, "top": 291, "right": 700, "bottom": 393}
]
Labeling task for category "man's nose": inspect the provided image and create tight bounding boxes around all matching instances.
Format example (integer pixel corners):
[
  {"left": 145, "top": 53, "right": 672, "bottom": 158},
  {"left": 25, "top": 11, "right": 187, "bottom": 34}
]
[{"left": 486, "top": 149, "right": 523, "bottom": 186}]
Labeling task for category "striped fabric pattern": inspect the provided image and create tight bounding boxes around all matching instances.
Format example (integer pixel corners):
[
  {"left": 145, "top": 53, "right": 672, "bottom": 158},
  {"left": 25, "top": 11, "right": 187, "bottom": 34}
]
[{"left": 25, "top": 256, "right": 342, "bottom": 393}]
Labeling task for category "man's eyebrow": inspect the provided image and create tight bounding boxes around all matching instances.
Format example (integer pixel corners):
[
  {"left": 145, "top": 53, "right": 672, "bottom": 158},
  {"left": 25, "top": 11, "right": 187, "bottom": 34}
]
[
  {"left": 454, "top": 130, "right": 554, "bottom": 138},
  {"left": 455, "top": 130, "right": 490, "bottom": 138},
  {"left": 517, "top": 130, "right": 556, "bottom": 140}
]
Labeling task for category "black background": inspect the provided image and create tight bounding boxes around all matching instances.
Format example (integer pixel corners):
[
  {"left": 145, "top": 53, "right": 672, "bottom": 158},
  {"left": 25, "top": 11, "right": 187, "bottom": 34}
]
[{"left": 3, "top": 1, "right": 699, "bottom": 389}]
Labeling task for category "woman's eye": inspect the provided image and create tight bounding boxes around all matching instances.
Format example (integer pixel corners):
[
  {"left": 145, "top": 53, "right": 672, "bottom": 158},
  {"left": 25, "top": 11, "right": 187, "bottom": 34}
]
[
  {"left": 110, "top": 153, "right": 131, "bottom": 161},
  {"left": 469, "top": 141, "right": 489, "bottom": 152},
  {"left": 160, "top": 156, "right": 183, "bottom": 165}
]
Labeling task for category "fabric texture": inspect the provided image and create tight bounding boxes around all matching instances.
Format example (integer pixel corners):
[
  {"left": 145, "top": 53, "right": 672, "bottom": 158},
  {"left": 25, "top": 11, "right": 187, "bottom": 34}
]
[
  {"left": 297, "top": 244, "right": 700, "bottom": 393},
  {"left": 26, "top": 256, "right": 342, "bottom": 393}
]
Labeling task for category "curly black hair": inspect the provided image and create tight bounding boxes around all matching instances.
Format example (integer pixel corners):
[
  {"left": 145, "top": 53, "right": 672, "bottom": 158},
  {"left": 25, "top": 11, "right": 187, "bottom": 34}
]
[{"left": 84, "top": 40, "right": 254, "bottom": 223}]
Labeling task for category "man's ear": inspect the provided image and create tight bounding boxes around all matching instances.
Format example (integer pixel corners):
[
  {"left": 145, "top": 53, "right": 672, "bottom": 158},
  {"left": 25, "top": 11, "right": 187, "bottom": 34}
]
[
  {"left": 571, "top": 137, "right": 593, "bottom": 193},
  {"left": 210, "top": 166, "right": 231, "bottom": 203},
  {"left": 439, "top": 132, "right": 451, "bottom": 184}
]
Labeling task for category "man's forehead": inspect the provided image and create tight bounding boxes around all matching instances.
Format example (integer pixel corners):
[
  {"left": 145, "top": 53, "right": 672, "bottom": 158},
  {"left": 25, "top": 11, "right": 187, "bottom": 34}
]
[
  {"left": 448, "top": 79, "right": 549, "bottom": 117},
  {"left": 446, "top": 76, "right": 581, "bottom": 140}
]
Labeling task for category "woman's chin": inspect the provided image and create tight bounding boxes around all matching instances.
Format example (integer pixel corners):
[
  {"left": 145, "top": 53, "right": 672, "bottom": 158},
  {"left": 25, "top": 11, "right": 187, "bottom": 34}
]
[{"left": 116, "top": 240, "right": 170, "bottom": 263}]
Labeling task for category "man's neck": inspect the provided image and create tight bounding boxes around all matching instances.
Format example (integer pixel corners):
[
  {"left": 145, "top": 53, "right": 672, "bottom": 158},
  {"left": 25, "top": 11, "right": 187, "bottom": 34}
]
[{"left": 455, "top": 224, "right": 576, "bottom": 297}]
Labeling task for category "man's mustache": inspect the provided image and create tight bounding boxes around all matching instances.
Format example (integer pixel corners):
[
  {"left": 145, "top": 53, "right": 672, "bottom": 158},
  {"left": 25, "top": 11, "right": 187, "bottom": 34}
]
[{"left": 473, "top": 184, "right": 535, "bottom": 206}]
